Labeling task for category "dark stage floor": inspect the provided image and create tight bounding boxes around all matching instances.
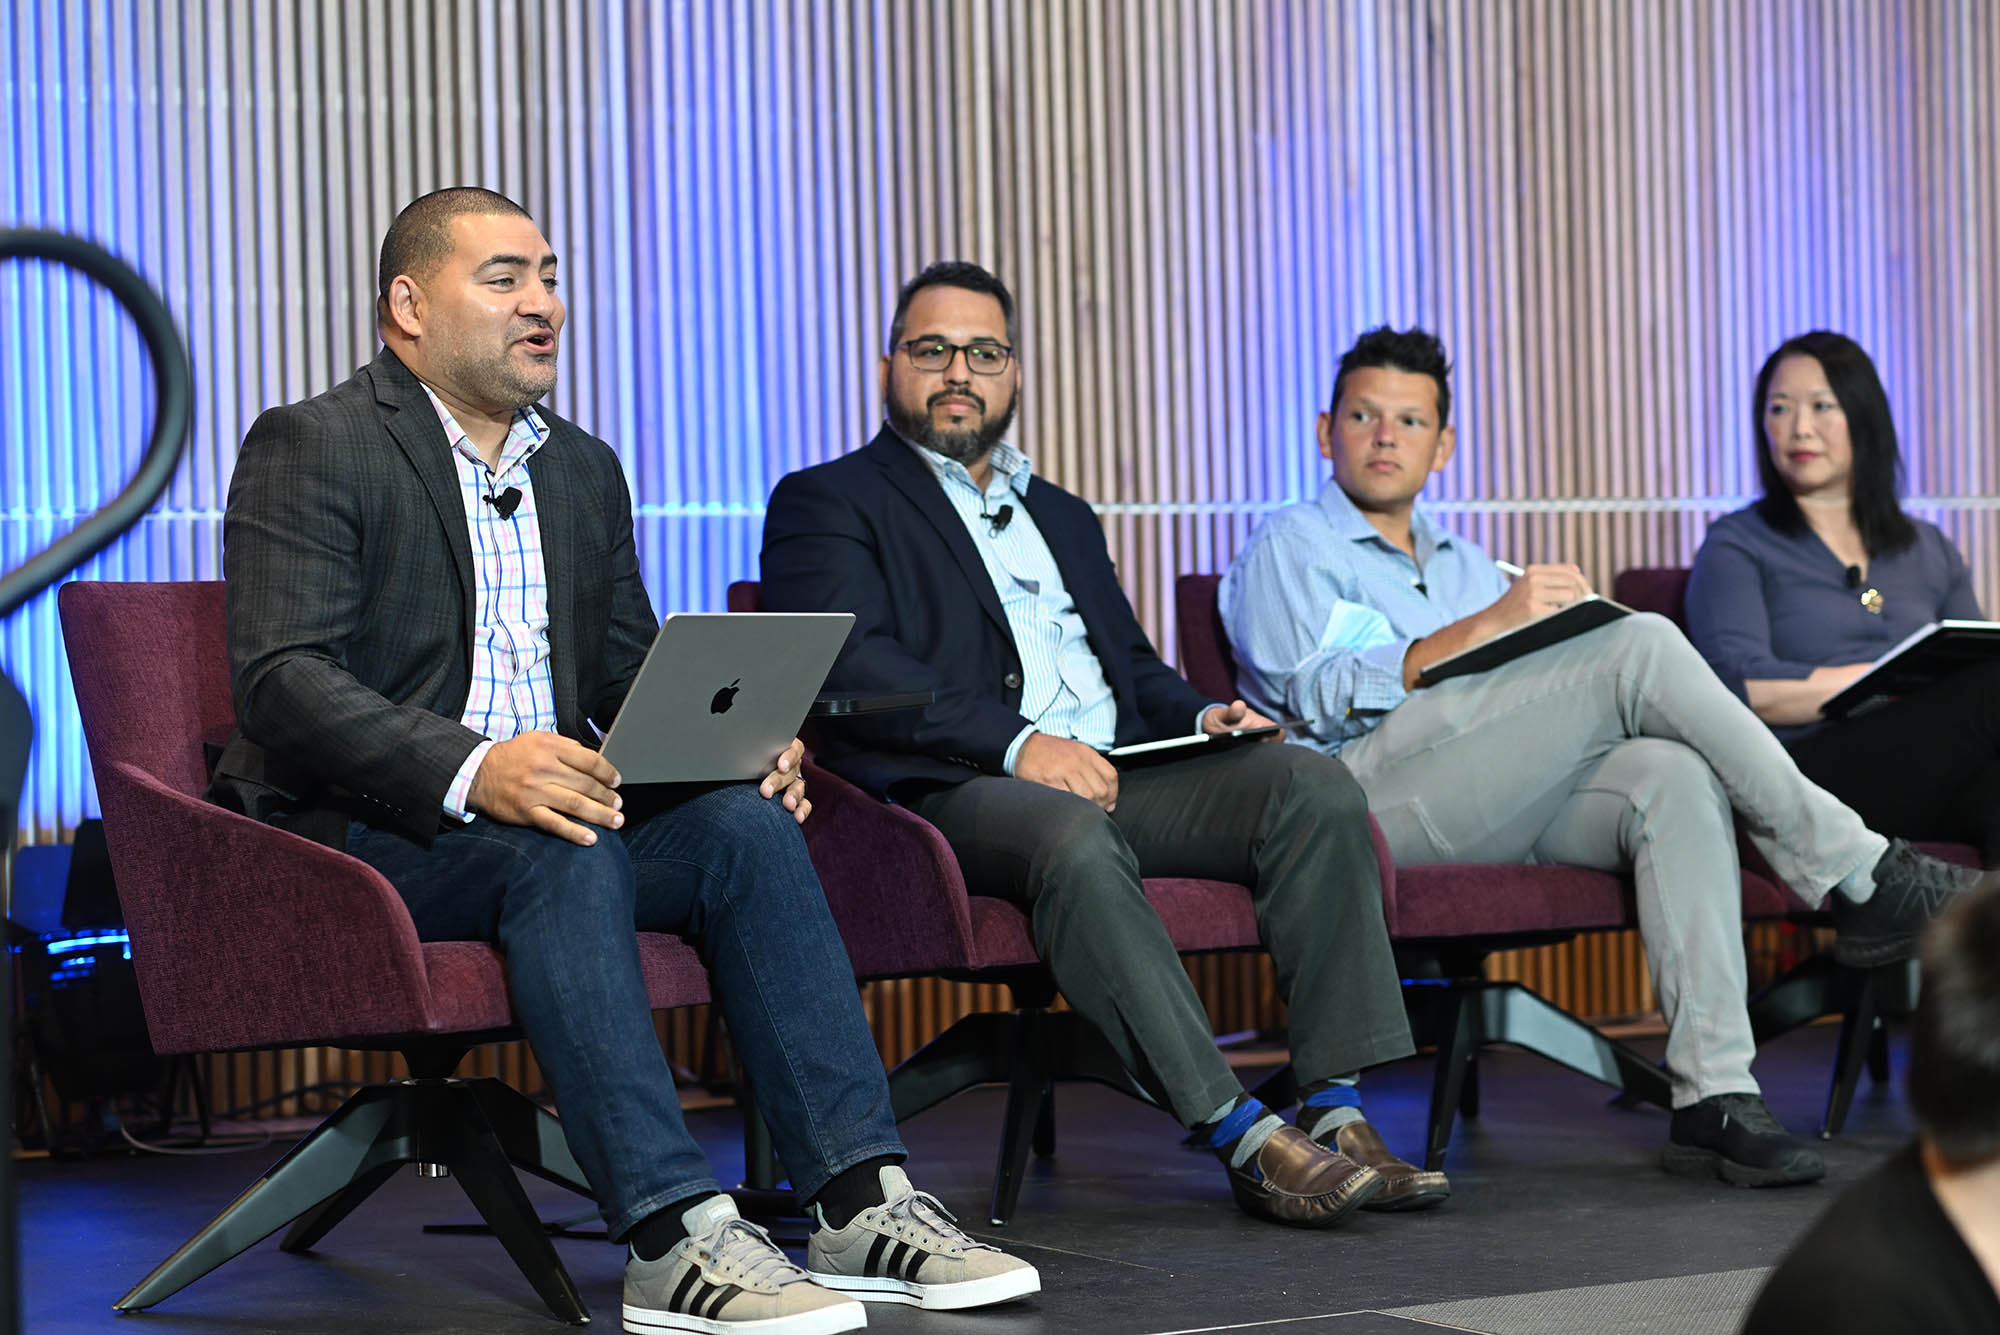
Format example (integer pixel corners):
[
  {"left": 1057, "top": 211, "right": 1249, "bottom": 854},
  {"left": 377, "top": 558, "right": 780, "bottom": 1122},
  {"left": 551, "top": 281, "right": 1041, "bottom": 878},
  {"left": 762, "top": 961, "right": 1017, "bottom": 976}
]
[{"left": 20, "top": 1020, "right": 1915, "bottom": 1334}]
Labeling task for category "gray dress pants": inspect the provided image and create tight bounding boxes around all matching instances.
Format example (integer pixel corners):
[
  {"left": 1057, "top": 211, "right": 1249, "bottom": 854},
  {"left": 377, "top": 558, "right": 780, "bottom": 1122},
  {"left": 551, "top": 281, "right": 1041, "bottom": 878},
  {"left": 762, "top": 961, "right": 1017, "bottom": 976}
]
[
  {"left": 910, "top": 740, "right": 1414, "bottom": 1127},
  {"left": 1339, "top": 612, "right": 1887, "bottom": 1107}
]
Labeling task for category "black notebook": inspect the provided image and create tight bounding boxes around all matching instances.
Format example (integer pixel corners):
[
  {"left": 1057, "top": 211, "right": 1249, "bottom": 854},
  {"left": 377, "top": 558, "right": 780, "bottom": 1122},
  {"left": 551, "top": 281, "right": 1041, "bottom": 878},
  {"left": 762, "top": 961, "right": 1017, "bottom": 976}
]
[
  {"left": 1415, "top": 597, "right": 1633, "bottom": 687},
  {"left": 1821, "top": 620, "right": 2000, "bottom": 720}
]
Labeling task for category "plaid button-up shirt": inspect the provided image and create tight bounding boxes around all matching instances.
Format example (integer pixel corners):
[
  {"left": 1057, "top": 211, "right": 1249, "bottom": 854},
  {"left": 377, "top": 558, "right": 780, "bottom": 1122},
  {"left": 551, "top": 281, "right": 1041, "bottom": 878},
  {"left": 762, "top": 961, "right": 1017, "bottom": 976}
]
[{"left": 421, "top": 385, "right": 557, "bottom": 817}]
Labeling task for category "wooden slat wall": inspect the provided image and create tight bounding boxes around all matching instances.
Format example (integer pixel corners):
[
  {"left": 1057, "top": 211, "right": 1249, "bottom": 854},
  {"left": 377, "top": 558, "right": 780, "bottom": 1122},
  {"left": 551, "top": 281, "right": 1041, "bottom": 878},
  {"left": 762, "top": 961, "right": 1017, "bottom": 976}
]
[{"left": 6, "top": 1, "right": 1995, "bottom": 1112}]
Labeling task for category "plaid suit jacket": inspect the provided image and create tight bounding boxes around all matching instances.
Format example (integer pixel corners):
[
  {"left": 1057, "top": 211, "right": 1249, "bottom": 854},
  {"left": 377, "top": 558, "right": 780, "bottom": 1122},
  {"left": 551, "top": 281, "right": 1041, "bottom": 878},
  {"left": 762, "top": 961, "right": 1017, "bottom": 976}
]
[{"left": 209, "top": 348, "right": 656, "bottom": 845}]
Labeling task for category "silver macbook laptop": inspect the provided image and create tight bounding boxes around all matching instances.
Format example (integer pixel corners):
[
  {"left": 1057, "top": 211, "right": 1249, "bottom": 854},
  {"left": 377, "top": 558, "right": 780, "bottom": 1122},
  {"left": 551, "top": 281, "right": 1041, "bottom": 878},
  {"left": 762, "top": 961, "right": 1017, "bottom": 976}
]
[{"left": 598, "top": 611, "right": 855, "bottom": 784}]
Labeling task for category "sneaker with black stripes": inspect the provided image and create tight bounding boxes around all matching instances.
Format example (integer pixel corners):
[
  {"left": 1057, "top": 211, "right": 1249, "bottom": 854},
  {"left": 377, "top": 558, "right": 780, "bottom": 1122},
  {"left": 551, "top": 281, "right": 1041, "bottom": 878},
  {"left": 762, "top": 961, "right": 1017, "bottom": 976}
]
[
  {"left": 624, "top": 1195, "right": 864, "bottom": 1335},
  {"left": 806, "top": 1165, "right": 1039, "bottom": 1310}
]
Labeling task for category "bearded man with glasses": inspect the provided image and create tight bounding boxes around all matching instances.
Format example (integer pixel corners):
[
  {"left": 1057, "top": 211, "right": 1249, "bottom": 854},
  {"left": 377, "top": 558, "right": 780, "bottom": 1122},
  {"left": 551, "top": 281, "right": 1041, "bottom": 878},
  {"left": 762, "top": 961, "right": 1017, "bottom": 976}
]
[{"left": 759, "top": 261, "right": 1442, "bottom": 1227}]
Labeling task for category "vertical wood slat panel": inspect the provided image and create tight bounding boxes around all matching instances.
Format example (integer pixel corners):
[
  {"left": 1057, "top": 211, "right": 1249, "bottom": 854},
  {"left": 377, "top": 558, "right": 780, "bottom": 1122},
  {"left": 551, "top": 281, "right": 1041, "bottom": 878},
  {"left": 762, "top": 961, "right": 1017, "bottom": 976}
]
[{"left": 6, "top": 2, "right": 1998, "bottom": 1117}]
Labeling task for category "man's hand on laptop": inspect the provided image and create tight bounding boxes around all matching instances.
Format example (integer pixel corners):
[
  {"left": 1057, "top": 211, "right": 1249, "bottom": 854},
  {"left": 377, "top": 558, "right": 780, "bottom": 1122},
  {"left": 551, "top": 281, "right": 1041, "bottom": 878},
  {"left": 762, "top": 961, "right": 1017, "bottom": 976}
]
[
  {"left": 760, "top": 738, "right": 812, "bottom": 825},
  {"left": 1201, "top": 700, "right": 1280, "bottom": 737},
  {"left": 469, "top": 732, "right": 624, "bottom": 846},
  {"left": 1017, "top": 732, "right": 1119, "bottom": 812}
]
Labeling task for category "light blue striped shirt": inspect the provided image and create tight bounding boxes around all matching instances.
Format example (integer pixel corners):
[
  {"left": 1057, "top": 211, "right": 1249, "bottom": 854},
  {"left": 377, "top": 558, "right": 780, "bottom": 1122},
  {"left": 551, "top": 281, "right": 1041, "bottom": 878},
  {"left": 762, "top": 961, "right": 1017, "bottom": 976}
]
[
  {"left": 1219, "top": 480, "right": 1511, "bottom": 753},
  {"left": 904, "top": 435, "right": 1120, "bottom": 772}
]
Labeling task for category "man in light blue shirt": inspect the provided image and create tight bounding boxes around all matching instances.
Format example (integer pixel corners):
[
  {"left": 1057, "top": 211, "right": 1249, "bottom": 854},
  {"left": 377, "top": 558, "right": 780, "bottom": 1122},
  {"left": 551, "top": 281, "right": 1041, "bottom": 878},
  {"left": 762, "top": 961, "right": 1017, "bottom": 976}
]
[{"left": 1222, "top": 326, "right": 2000, "bottom": 1190}]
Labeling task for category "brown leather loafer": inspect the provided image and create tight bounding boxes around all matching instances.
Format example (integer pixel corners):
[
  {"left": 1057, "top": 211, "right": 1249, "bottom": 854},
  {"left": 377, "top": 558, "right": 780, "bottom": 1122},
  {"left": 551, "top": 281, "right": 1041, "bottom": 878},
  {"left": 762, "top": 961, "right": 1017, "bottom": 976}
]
[
  {"left": 1226, "top": 1124, "right": 1384, "bottom": 1227},
  {"left": 1329, "top": 1119, "right": 1452, "bottom": 1211}
]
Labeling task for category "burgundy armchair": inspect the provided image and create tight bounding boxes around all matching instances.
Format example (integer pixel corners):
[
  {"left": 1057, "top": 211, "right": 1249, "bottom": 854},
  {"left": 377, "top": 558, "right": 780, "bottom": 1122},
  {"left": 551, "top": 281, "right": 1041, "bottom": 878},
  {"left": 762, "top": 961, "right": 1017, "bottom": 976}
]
[
  {"left": 59, "top": 580, "right": 713, "bottom": 1323},
  {"left": 728, "top": 580, "right": 1282, "bottom": 1224},
  {"left": 1175, "top": 573, "right": 1675, "bottom": 1167}
]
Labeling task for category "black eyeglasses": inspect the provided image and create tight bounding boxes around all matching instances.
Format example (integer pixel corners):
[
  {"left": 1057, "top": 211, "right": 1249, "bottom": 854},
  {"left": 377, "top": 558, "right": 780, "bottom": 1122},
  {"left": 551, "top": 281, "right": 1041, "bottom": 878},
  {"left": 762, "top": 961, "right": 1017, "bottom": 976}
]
[{"left": 898, "top": 339, "right": 1014, "bottom": 375}]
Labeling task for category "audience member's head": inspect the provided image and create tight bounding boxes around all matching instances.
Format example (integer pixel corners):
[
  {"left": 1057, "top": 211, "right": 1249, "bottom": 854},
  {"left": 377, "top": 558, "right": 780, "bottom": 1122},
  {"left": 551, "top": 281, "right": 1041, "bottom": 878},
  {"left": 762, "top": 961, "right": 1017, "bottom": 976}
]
[
  {"left": 1320, "top": 326, "right": 1457, "bottom": 516},
  {"left": 1751, "top": 330, "right": 1915, "bottom": 555},
  {"left": 1908, "top": 882, "right": 2000, "bottom": 1170},
  {"left": 880, "top": 260, "right": 1021, "bottom": 469},
  {"left": 376, "top": 187, "right": 562, "bottom": 415}
]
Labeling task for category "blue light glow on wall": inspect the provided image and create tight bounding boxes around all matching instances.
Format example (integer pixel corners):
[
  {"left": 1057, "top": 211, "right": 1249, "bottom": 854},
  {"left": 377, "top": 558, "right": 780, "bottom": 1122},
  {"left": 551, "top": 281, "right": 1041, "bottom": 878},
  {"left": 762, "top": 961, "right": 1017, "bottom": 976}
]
[{"left": 5, "top": 1, "right": 1997, "bottom": 844}]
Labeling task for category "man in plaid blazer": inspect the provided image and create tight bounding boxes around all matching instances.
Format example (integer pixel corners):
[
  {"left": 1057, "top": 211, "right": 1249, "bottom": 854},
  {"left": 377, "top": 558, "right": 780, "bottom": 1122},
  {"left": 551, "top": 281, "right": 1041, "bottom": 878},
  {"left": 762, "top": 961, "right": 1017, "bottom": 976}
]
[{"left": 213, "top": 189, "right": 1035, "bottom": 1333}]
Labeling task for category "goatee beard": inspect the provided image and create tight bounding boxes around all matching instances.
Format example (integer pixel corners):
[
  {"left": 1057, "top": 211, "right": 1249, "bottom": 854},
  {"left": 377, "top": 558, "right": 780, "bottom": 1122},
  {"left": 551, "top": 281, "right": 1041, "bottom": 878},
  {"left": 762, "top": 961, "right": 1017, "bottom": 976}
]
[{"left": 889, "top": 389, "right": 1019, "bottom": 467}]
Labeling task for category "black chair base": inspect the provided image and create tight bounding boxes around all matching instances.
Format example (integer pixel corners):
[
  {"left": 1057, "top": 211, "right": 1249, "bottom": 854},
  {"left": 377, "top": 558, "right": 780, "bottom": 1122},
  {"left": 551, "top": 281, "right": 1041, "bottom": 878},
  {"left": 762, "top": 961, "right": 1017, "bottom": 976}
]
[
  {"left": 1748, "top": 951, "right": 1914, "bottom": 1137},
  {"left": 114, "top": 1073, "right": 596, "bottom": 1324},
  {"left": 885, "top": 1000, "right": 1159, "bottom": 1226},
  {"left": 740, "top": 968, "right": 1248, "bottom": 1227},
  {"left": 1405, "top": 974, "right": 1674, "bottom": 1171}
]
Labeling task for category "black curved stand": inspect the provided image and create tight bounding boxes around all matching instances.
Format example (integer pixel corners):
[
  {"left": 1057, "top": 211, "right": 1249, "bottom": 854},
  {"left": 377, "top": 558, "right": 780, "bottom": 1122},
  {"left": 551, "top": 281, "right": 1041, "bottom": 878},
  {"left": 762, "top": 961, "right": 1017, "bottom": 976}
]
[{"left": 0, "top": 228, "right": 193, "bottom": 1335}]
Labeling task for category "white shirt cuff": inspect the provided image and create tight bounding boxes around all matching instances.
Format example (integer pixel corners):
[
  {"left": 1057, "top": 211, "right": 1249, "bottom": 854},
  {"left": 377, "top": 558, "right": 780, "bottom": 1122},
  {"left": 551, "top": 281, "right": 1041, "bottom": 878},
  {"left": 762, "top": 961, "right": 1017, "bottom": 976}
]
[
  {"left": 1002, "top": 724, "right": 1038, "bottom": 777},
  {"left": 444, "top": 739, "right": 496, "bottom": 822}
]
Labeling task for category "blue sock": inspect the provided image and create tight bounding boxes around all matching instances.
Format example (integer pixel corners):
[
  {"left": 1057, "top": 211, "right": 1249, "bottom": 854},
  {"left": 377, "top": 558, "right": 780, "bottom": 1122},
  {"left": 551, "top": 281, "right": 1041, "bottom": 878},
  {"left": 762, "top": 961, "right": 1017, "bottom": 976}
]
[
  {"left": 1296, "top": 1075, "right": 1364, "bottom": 1142},
  {"left": 1196, "top": 1094, "right": 1283, "bottom": 1171}
]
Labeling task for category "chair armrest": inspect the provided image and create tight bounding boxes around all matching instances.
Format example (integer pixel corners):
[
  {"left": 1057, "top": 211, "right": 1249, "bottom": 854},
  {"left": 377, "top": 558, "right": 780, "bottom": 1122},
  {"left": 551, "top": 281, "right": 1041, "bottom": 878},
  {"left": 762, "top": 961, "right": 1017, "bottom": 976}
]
[
  {"left": 800, "top": 759, "right": 978, "bottom": 977},
  {"left": 93, "top": 760, "right": 443, "bottom": 1053}
]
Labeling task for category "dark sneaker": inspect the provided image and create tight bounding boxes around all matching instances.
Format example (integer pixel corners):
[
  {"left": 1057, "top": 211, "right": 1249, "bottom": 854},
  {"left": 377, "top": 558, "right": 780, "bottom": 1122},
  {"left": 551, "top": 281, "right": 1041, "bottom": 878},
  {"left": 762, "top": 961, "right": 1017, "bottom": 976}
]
[
  {"left": 1226, "top": 1123, "right": 1384, "bottom": 1226},
  {"left": 1315, "top": 1119, "right": 1452, "bottom": 1212},
  {"left": 806, "top": 1166, "right": 1039, "bottom": 1310},
  {"left": 1661, "top": 1093, "right": 1825, "bottom": 1188},
  {"left": 624, "top": 1195, "right": 864, "bottom": 1335},
  {"left": 1834, "top": 840, "right": 1999, "bottom": 967}
]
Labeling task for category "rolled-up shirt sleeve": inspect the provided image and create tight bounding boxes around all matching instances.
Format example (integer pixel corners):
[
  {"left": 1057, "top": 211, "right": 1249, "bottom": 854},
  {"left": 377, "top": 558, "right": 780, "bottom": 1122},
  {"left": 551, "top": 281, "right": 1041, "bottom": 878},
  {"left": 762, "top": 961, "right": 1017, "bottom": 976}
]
[
  {"left": 1685, "top": 527, "right": 1817, "bottom": 700},
  {"left": 1221, "top": 523, "right": 1409, "bottom": 750}
]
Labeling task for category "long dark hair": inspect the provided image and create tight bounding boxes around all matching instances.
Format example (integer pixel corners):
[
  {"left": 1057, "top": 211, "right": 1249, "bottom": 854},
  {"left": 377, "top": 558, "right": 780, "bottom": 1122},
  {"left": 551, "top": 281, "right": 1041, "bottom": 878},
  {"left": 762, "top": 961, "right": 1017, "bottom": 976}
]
[{"left": 1751, "top": 331, "right": 1915, "bottom": 556}]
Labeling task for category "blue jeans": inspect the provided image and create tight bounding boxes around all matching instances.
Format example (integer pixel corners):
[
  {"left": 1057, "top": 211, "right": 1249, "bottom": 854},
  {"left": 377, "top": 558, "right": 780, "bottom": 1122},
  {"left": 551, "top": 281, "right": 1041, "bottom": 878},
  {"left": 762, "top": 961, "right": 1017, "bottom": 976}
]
[{"left": 347, "top": 782, "right": 905, "bottom": 1239}]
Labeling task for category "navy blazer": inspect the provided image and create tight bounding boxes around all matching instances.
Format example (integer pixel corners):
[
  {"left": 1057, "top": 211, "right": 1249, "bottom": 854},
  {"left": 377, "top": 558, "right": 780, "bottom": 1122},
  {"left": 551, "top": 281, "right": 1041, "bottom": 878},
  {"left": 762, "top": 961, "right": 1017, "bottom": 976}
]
[{"left": 760, "top": 427, "right": 1215, "bottom": 799}]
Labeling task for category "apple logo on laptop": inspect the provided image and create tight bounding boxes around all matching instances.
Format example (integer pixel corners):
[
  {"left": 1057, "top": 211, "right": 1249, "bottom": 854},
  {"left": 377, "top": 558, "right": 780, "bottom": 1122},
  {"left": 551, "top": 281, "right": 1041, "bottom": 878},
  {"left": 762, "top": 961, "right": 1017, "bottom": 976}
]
[{"left": 710, "top": 678, "right": 741, "bottom": 714}]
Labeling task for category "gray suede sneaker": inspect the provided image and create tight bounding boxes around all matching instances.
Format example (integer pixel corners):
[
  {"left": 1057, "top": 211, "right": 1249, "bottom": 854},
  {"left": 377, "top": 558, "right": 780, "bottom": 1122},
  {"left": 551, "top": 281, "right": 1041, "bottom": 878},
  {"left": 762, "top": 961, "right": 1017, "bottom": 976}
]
[
  {"left": 806, "top": 1166, "right": 1039, "bottom": 1310},
  {"left": 624, "top": 1195, "right": 864, "bottom": 1335}
]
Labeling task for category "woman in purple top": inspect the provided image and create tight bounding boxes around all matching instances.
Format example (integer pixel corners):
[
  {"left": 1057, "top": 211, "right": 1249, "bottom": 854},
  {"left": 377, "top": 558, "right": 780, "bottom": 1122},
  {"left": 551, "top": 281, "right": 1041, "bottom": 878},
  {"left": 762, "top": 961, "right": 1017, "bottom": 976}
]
[{"left": 1687, "top": 331, "right": 1999, "bottom": 864}]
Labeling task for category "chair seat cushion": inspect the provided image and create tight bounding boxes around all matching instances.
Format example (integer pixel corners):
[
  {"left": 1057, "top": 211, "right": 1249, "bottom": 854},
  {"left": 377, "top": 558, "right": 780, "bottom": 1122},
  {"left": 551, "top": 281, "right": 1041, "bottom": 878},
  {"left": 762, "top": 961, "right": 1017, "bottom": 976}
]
[
  {"left": 1391, "top": 863, "right": 1632, "bottom": 938},
  {"left": 415, "top": 933, "right": 711, "bottom": 1034},
  {"left": 966, "top": 878, "right": 1262, "bottom": 970}
]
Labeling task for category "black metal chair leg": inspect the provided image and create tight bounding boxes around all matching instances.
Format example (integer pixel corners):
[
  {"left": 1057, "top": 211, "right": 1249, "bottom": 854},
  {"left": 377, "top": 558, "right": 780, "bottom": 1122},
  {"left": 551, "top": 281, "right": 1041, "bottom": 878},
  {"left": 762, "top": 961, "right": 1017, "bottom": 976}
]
[
  {"left": 1747, "top": 951, "right": 1843, "bottom": 1043},
  {"left": 1866, "top": 1019, "right": 1892, "bottom": 1084},
  {"left": 1458, "top": 1054, "right": 1481, "bottom": 1119},
  {"left": 1478, "top": 982, "right": 1673, "bottom": 1110},
  {"left": 116, "top": 1088, "right": 400, "bottom": 1311},
  {"left": 446, "top": 1121, "right": 589, "bottom": 1324},
  {"left": 1425, "top": 991, "right": 1481, "bottom": 1172},
  {"left": 1822, "top": 973, "right": 1883, "bottom": 1139},
  {"left": 1031, "top": 1082, "right": 1056, "bottom": 1158},
  {"left": 122, "top": 1078, "right": 595, "bottom": 1323},
  {"left": 989, "top": 1013, "right": 1053, "bottom": 1226},
  {"left": 885, "top": 1013, "right": 1020, "bottom": 1122},
  {"left": 281, "top": 1160, "right": 403, "bottom": 1253},
  {"left": 470, "top": 1078, "right": 594, "bottom": 1197}
]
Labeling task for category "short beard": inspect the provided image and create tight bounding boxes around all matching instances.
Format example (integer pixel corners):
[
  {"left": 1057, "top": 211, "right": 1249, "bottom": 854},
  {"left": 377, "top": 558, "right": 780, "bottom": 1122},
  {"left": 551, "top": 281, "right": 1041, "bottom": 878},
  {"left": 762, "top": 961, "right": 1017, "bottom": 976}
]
[
  {"left": 486, "top": 350, "right": 559, "bottom": 412},
  {"left": 889, "top": 386, "right": 1020, "bottom": 468}
]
